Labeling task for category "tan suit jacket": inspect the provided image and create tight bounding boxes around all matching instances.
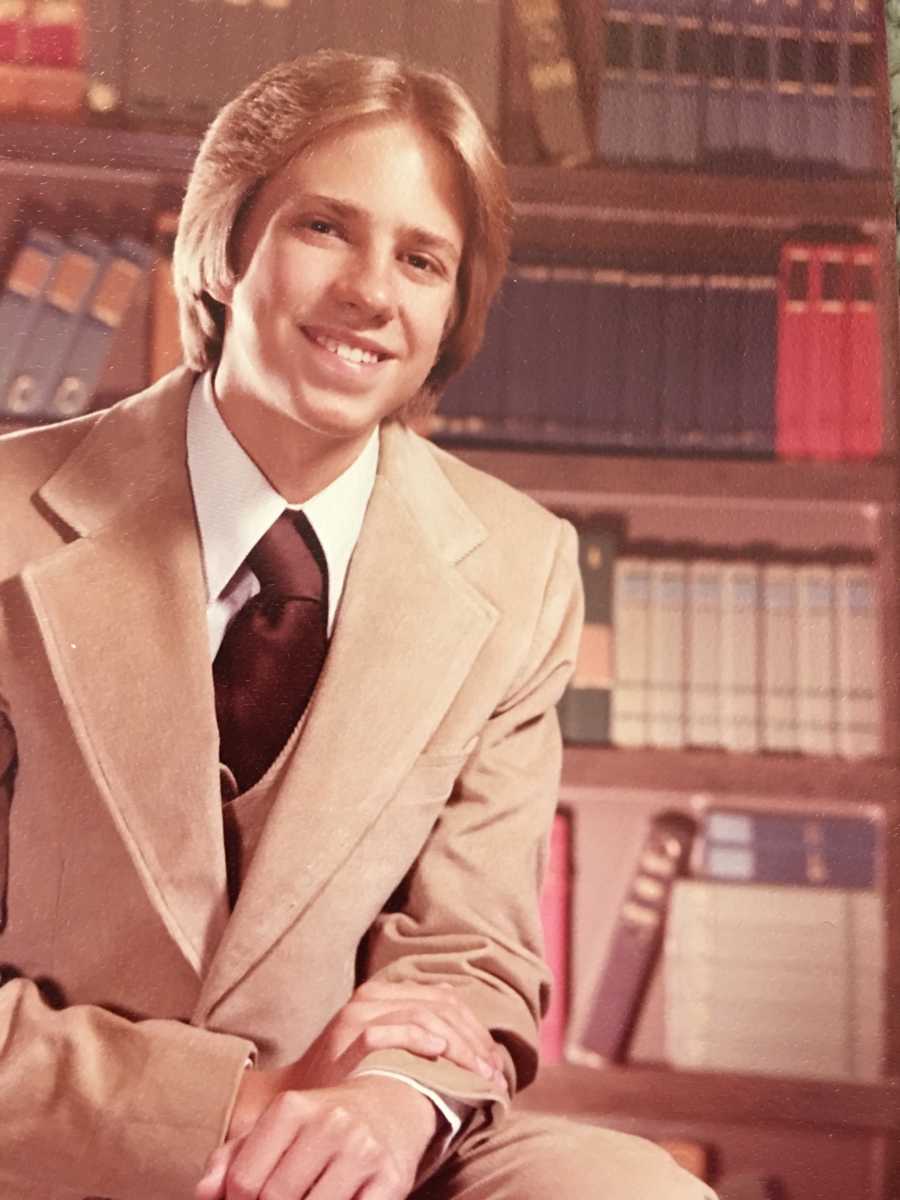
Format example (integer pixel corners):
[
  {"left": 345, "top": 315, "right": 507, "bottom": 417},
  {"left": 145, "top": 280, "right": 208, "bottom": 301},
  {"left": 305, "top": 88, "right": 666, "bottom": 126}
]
[{"left": 0, "top": 369, "right": 583, "bottom": 1200}]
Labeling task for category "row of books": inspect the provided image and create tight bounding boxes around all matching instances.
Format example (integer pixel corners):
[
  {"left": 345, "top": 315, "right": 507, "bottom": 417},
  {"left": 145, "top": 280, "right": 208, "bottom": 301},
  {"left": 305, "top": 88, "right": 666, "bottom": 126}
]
[
  {"left": 596, "top": 0, "right": 882, "bottom": 173},
  {"left": 540, "top": 800, "right": 884, "bottom": 1085},
  {"left": 559, "top": 526, "right": 880, "bottom": 759},
  {"left": 0, "top": 226, "right": 154, "bottom": 421},
  {"left": 435, "top": 240, "right": 884, "bottom": 461},
  {"left": 83, "top": 0, "right": 501, "bottom": 132},
  {"left": 0, "top": 0, "right": 84, "bottom": 117}
]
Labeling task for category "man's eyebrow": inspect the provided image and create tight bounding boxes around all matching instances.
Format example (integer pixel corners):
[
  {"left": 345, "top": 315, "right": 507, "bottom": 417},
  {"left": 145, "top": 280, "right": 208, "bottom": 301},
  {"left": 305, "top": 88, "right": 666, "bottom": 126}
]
[{"left": 296, "top": 193, "right": 462, "bottom": 264}]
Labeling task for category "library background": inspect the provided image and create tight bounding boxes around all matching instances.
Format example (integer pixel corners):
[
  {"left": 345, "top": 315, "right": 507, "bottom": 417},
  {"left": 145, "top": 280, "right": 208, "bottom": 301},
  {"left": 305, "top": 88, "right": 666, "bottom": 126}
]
[{"left": 0, "top": 1, "right": 898, "bottom": 1197}]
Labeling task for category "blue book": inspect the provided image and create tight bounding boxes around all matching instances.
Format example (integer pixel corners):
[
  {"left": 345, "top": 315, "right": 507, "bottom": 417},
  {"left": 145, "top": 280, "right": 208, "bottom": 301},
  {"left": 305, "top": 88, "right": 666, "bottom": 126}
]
[
  {"left": 660, "top": 273, "right": 704, "bottom": 449},
  {"left": 843, "top": 0, "right": 877, "bottom": 173},
  {"left": 436, "top": 275, "right": 509, "bottom": 440},
  {"left": 504, "top": 266, "right": 552, "bottom": 441},
  {"left": 737, "top": 275, "right": 778, "bottom": 451},
  {"left": 597, "top": 11, "right": 638, "bottom": 161},
  {"left": 621, "top": 272, "right": 665, "bottom": 449},
  {"left": 633, "top": 14, "right": 669, "bottom": 163},
  {"left": 0, "top": 229, "right": 66, "bottom": 416},
  {"left": 701, "top": 806, "right": 879, "bottom": 889},
  {"left": 697, "top": 275, "right": 744, "bottom": 450},
  {"left": 769, "top": 0, "right": 808, "bottom": 161},
  {"left": 48, "top": 236, "right": 154, "bottom": 420},
  {"left": 545, "top": 267, "right": 592, "bottom": 444},
  {"left": 5, "top": 233, "right": 111, "bottom": 421},
  {"left": 668, "top": 8, "right": 705, "bottom": 163},
  {"left": 581, "top": 269, "right": 629, "bottom": 447},
  {"left": 705, "top": 0, "right": 740, "bottom": 158}
]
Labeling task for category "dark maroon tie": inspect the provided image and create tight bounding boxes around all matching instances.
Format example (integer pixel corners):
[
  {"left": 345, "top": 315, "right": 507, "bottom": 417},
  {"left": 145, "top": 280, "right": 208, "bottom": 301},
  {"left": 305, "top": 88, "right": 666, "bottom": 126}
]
[{"left": 213, "top": 510, "right": 328, "bottom": 795}]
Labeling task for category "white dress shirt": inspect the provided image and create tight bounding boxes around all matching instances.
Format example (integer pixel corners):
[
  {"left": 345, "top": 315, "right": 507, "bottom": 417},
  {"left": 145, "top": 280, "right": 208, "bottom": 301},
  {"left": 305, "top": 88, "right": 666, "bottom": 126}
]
[{"left": 186, "top": 373, "right": 465, "bottom": 1146}]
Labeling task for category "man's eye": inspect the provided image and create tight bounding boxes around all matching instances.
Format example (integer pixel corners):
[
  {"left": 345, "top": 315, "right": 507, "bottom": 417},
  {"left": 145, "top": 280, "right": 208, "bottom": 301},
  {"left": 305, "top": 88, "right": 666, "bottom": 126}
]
[
  {"left": 407, "top": 253, "right": 437, "bottom": 274},
  {"left": 307, "top": 218, "right": 337, "bottom": 236}
]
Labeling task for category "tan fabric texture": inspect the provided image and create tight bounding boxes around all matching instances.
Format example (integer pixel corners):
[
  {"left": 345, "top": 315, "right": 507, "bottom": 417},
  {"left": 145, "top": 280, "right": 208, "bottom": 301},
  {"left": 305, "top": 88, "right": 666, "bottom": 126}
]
[{"left": 0, "top": 368, "right": 585, "bottom": 1199}]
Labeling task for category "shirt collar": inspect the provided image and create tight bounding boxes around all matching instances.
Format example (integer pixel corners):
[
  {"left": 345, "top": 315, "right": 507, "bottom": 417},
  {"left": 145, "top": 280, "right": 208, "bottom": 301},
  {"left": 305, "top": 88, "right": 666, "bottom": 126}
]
[{"left": 186, "top": 372, "right": 379, "bottom": 620}]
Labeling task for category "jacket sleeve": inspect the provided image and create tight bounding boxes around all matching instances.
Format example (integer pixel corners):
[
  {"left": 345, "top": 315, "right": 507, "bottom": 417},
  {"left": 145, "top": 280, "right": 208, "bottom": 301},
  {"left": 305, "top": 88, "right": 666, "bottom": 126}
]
[
  {"left": 351, "top": 517, "right": 584, "bottom": 1139},
  {"left": 0, "top": 711, "right": 255, "bottom": 1200}
]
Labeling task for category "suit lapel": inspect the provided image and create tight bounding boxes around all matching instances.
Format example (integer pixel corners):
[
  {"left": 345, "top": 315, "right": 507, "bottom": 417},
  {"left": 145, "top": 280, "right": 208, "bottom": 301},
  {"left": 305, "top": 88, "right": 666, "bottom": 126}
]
[
  {"left": 23, "top": 371, "right": 229, "bottom": 976},
  {"left": 196, "top": 426, "right": 498, "bottom": 1018}
]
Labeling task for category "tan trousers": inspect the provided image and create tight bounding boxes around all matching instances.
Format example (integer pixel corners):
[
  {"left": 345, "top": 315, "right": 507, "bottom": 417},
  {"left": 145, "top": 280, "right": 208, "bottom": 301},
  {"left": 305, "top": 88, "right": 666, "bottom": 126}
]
[{"left": 416, "top": 1112, "right": 718, "bottom": 1200}]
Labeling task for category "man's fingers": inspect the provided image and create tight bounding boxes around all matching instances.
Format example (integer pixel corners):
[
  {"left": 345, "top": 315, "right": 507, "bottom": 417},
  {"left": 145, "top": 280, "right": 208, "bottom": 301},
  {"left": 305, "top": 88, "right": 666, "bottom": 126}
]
[
  {"left": 353, "top": 981, "right": 503, "bottom": 1077},
  {"left": 195, "top": 1139, "right": 242, "bottom": 1200}
]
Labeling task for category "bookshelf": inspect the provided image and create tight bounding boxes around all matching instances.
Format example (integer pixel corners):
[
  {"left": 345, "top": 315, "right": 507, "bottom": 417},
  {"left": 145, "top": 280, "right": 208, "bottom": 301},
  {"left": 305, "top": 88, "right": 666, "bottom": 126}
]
[{"left": 0, "top": 1, "right": 898, "bottom": 1196}]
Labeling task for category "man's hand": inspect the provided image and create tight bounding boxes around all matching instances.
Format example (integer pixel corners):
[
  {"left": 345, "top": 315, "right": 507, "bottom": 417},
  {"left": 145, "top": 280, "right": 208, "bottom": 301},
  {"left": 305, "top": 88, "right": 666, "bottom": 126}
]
[
  {"left": 228, "top": 979, "right": 508, "bottom": 1138},
  {"left": 196, "top": 1074, "right": 437, "bottom": 1200}
]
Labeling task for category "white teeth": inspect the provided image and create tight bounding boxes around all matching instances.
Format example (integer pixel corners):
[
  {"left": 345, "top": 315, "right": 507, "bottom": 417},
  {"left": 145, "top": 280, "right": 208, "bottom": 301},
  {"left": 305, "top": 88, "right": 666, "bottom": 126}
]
[{"left": 315, "top": 333, "right": 380, "bottom": 365}]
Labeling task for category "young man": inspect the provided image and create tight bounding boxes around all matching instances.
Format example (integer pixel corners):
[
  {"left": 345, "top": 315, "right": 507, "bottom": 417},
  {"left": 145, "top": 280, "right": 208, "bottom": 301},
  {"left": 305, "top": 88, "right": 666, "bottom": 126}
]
[{"left": 0, "top": 52, "right": 715, "bottom": 1200}]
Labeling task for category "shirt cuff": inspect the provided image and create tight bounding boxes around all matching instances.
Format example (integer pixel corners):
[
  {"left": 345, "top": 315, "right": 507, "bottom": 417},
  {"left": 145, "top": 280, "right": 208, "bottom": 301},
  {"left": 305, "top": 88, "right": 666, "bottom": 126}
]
[{"left": 352, "top": 1067, "right": 472, "bottom": 1149}]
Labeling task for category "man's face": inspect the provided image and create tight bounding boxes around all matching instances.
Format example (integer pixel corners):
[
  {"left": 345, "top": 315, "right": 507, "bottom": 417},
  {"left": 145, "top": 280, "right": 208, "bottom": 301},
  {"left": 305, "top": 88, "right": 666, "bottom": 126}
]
[{"left": 215, "top": 115, "right": 466, "bottom": 449}]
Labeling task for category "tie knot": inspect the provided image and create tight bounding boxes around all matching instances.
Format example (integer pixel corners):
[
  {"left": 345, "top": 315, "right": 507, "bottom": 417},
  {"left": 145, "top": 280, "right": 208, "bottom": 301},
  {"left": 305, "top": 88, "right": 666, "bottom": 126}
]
[{"left": 247, "top": 510, "right": 326, "bottom": 602}]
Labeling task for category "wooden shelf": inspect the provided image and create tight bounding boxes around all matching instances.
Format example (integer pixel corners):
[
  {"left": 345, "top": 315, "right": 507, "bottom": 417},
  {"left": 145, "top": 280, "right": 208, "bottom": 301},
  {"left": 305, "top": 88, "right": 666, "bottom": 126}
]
[
  {"left": 509, "top": 162, "right": 896, "bottom": 235},
  {"left": 560, "top": 744, "right": 900, "bottom": 806},
  {"left": 450, "top": 444, "right": 900, "bottom": 509},
  {"left": 0, "top": 118, "right": 892, "bottom": 240},
  {"left": 514, "top": 1063, "right": 900, "bottom": 1134}
]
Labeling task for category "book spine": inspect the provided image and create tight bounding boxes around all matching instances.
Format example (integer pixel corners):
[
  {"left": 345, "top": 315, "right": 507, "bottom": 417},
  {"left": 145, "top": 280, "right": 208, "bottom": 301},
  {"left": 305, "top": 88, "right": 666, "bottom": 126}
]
[
  {"left": 844, "top": 244, "right": 883, "bottom": 458},
  {"left": 809, "top": 245, "right": 848, "bottom": 460},
  {"left": 559, "top": 524, "right": 617, "bottom": 743},
  {"left": 737, "top": 275, "right": 778, "bottom": 452},
  {"left": 736, "top": 3, "right": 774, "bottom": 159},
  {"left": 667, "top": 8, "right": 704, "bottom": 163},
  {"left": 775, "top": 243, "right": 813, "bottom": 458},
  {"left": 686, "top": 559, "right": 723, "bottom": 748},
  {"left": 698, "top": 274, "right": 744, "bottom": 451},
  {"left": 504, "top": 265, "right": 552, "bottom": 440},
  {"left": 761, "top": 562, "right": 799, "bottom": 752},
  {"left": 807, "top": 1, "right": 842, "bottom": 166},
  {"left": 611, "top": 556, "right": 651, "bottom": 747},
  {"left": 633, "top": 15, "right": 669, "bottom": 162},
  {"left": 835, "top": 563, "right": 881, "bottom": 758},
  {"left": 512, "top": 0, "right": 591, "bottom": 164},
  {"left": 5, "top": 233, "right": 110, "bottom": 420},
  {"left": 538, "top": 808, "right": 572, "bottom": 1065},
  {"left": 0, "top": 228, "right": 67, "bottom": 414},
  {"left": 545, "top": 265, "right": 591, "bottom": 443},
  {"left": 434, "top": 275, "right": 508, "bottom": 442},
  {"left": 705, "top": 2, "right": 739, "bottom": 158},
  {"left": 578, "top": 810, "right": 696, "bottom": 1063},
  {"left": 659, "top": 274, "right": 704, "bottom": 449},
  {"left": 844, "top": 15, "right": 877, "bottom": 172},
  {"left": 596, "top": 10, "right": 638, "bottom": 161},
  {"left": 621, "top": 272, "right": 665, "bottom": 449},
  {"left": 769, "top": 6, "right": 808, "bottom": 161},
  {"left": 720, "top": 561, "right": 761, "bottom": 752},
  {"left": 49, "top": 236, "right": 151, "bottom": 418},
  {"left": 25, "top": 0, "right": 81, "bottom": 66},
  {"left": 648, "top": 557, "right": 687, "bottom": 748},
  {"left": 796, "top": 563, "right": 837, "bottom": 755},
  {"left": 581, "top": 269, "right": 629, "bottom": 447}
]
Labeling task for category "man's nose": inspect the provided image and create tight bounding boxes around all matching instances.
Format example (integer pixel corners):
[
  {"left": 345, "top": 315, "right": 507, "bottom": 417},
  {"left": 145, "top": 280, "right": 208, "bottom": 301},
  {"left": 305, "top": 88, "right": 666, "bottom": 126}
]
[{"left": 333, "top": 248, "right": 396, "bottom": 323}]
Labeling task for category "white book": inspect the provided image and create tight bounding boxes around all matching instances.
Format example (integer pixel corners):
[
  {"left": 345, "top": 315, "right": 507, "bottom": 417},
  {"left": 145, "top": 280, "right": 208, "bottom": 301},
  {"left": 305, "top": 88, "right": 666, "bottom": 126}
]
[
  {"left": 611, "top": 557, "right": 651, "bottom": 747},
  {"left": 796, "top": 564, "right": 837, "bottom": 755},
  {"left": 761, "top": 563, "right": 799, "bottom": 752},
  {"left": 720, "top": 561, "right": 761, "bottom": 751},
  {"left": 648, "top": 558, "right": 687, "bottom": 748},
  {"left": 686, "top": 560, "right": 723, "bottom": 748},
  {"left": 835, "top": 564, "right": 881, "bottom": 758}
]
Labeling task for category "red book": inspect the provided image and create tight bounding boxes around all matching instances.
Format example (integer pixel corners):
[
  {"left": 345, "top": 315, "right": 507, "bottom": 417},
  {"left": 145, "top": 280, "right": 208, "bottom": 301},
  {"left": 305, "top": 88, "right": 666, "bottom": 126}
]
[
  {"left": 0, "top": 0, "right": 27, "bottom": 63},
  {"left": 809, "top": 245, "right": 849, "bottom": 461},
  {"left": 844, "top": 244, "right": 883, "bottom": 459},
  {"left": 775, "top": 243, "right": 814, "bottom": 459},
  {"left": 538, "top": 808, "right": 572, "bottom": 1065},
  {"left": 24, "top": 0, "right": 81, "bottom": 67}
]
